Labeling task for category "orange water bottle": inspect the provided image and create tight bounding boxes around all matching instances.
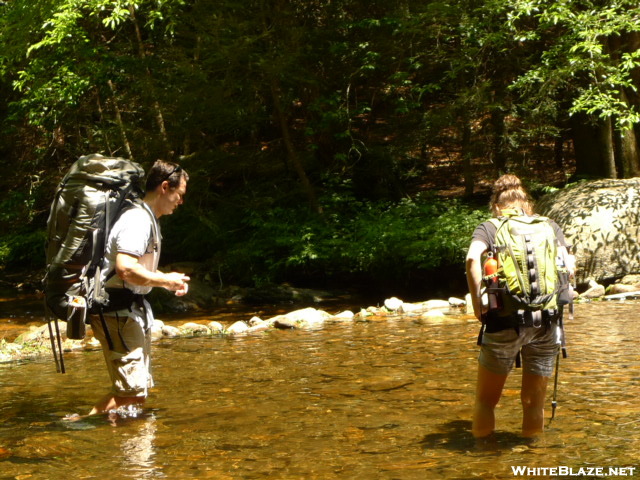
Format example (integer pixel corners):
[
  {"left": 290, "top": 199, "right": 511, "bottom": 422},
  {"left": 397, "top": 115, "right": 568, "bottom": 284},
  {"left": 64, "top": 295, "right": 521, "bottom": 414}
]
[{"left": 484, "top": 252, "right": 499, "bottom": 310}]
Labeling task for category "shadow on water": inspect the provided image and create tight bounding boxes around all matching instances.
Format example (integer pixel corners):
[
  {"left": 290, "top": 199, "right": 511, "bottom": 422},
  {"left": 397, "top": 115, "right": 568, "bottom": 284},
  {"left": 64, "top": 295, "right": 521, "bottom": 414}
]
[
  {"left": 419, "top": 420, "right": 476, "bottom": 453},
  {"left": 419, "top": 419, "right": 537, "bottom": 454}
]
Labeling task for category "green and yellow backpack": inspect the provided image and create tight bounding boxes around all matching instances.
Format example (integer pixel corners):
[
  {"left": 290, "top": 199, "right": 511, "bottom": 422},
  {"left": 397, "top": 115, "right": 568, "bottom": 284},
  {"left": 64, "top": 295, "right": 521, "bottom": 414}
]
[{"left": 487, "top": 210, "right": 560, "bottom": 321}]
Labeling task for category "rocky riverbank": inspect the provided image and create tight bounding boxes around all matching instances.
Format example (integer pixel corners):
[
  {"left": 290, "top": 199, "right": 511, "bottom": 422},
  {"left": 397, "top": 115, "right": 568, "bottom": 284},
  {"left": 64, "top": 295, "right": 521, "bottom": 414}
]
[
  {"left": 1, "top": 296, "right": 472, "bottom": 363},
  {"left": 2, "top": 272, "right": 638, "bottom": 364}
]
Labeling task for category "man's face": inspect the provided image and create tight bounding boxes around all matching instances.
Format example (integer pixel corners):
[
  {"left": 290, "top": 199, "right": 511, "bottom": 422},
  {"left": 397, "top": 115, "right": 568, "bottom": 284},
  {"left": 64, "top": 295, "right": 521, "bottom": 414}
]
[{"left": 158, "top": 176, "right": 187, "bottom": 217}]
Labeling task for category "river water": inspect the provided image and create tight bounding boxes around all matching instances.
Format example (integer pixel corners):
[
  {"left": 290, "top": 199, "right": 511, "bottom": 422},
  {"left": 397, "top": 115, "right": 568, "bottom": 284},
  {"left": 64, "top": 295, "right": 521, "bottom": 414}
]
[{"left": 0, "top": 299, "right": 638, "bottom": 479}]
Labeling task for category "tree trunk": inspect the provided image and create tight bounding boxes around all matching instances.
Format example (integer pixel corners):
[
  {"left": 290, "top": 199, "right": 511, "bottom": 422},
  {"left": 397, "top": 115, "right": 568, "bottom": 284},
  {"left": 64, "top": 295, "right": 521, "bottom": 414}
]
[
  {"left": 128, "top": 4, "right": 172, "bottom": 159},
  {"left": 616, "top": 90, "right": 640, "bottom": 178},
  {"left": 490, "top": 108, "right": 507, "bottom": 174},
  {"left": 554, "top": 136, "right": 564, "bottom": 169},
  {"left": 107, "top": 80, "right": 133, "bottom": 159},
  {"left": 461, "top": 115, "right": 474, "bottom": 196},
  {"left": 599, "top": 117, "right": 617, "bottom": 179},
  {"left": 270, "top": 79, "right": 322, "bottom": 215},
  {"left": 95, "top": 89, "right": 113, "bottom": 156},
  {"left": 601, "top": 33, "right": 640, "bottom": 178},
  {"left": 570, "top": 114, "right": 617, "bottom": 178}
]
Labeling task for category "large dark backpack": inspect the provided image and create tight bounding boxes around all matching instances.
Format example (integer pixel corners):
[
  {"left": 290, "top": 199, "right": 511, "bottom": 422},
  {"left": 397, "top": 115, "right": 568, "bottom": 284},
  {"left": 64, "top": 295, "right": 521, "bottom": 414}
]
[{"left": 43, "top": 154, "right": 145, "bottom": 347}]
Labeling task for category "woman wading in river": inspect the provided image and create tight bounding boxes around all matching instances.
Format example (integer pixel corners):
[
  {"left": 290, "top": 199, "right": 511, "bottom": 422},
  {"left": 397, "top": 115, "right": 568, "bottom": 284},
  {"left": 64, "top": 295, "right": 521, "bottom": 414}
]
[{"left": 465, "top": 174, "right": 574, "bottom": 439}]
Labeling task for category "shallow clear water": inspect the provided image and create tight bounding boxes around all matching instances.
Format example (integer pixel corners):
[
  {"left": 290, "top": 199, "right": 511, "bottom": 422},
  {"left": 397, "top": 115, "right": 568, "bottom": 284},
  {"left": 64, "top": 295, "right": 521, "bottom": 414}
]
[{"left": 0, "top": 300, "right": 638, "bottom": 479}]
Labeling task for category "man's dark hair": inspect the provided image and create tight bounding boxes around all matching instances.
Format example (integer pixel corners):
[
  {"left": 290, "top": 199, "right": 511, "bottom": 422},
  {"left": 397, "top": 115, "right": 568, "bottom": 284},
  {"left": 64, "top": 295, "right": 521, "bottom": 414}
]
[{"left": 145, "top": 160, "right": 189, "bottom": 192}]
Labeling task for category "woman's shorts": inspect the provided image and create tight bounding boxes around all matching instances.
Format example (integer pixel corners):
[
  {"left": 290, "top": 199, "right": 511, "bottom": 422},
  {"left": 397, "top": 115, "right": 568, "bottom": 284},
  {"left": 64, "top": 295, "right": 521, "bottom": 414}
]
[{"left": 479, "top": 323, "right": 560, "bottom": 377}]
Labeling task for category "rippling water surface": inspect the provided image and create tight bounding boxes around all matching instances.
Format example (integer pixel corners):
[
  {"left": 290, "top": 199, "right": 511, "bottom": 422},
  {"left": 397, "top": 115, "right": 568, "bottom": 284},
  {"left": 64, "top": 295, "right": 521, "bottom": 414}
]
[{"left": 0, "top": 300, "right": 638, "bottom": 479}]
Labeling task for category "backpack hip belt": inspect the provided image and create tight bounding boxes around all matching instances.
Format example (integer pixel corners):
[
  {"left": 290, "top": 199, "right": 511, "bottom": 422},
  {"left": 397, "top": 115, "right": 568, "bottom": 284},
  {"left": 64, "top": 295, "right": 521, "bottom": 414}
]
[{"left": 484, "top": 308, "right": 560, "bottom": 333}]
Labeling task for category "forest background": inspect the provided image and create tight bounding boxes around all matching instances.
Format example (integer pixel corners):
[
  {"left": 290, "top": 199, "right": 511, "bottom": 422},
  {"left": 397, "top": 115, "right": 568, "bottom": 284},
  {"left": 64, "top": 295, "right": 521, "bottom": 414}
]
[{"left": 1, "top": 0, "right": 640, "bottom": 301}]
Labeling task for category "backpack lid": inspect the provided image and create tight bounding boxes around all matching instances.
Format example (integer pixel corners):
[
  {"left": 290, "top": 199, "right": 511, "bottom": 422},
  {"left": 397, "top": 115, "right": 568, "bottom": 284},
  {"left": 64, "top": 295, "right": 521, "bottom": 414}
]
[
  {"left": 63, "top": 154, "right": 145, "bottom": 192},
  {"left": 499, "top": 207, "right": 525, "bottom": 217}
]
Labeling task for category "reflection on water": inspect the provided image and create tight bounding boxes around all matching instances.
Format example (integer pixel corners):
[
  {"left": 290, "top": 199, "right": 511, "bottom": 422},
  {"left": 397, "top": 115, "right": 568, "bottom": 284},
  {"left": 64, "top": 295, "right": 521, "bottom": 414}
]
[{"left": 0, "top": 300, "right": 638, "bottom": 479}]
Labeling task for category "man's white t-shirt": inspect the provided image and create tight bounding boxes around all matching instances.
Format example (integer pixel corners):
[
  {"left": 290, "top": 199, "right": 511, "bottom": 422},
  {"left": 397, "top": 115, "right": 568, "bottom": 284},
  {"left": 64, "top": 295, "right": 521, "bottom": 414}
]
[{"left": 101, "top": 202, "right": 160, "bottom": 328}]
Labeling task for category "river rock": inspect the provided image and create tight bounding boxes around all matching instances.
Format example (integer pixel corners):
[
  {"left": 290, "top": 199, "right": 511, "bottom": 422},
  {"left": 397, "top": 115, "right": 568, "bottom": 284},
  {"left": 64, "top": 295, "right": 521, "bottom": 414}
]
[
  {"left": 464, "top": 293, "right": 474, "bottom": 314},
  {"left": 537, "top": 179, "right": 640, "bottom": 284},
  {"left": 207, "top": 321, "right": 225, "bottom": 333},
  {"left": 15, "top": 324, "right": 52, "bottom": 344},
  {"left": 0, "top": 342, "right": 23, "bottom": 362},
  {"left": 448, "top": 297, "right": 466, "bottom": 307},
  {"left": 247, "top": 321, "right": 271, "bottom": 333},
  {"left": 226, "top": 321, "right": 249, "bottom": 334},
  {"left": 162, "top": 325, "right": 181, "bottom": 337},
  {"left": 272, "top": 307, "right": 332, "bottom": 329},
  {"left": 398, "top": 302, "right": 424, "bottom": 313},
  {"left": 272, "top": 315, "right": 294, "bottom": 329},
  {"left": 606, "top": 283, "right": 640, "bottom": 295},
  {"left": 287, "top": 307, "right": 332, "bottom": 324},
  {"left": 579, "top": 279, "right": 606, "bottom": 299},
  {"left": 178, "top": 322, "right": 211, "bottom": 336},
  {"left": 423, "top": 299, "right": 451, "bottom": 310},
  {"left": 618, "top": 274, "right": 640, "bottom": 285},
  {"left": 384, "top": 297, "right": 403, "bottom": 311},
  {"left": 607, "top": 275, "right": 640, "bottom": 296},
  {"left": 333, "top": 310, "right": 355, "bottom": 320},
  {"left": 62, "top": 338, "right": 85, "bottom": 351},
  {"left": 150, "top": 319, "right": 164, "bottom": 340},
  {"left": 367, "top": 306, "right": 384, "bottom": 314}
]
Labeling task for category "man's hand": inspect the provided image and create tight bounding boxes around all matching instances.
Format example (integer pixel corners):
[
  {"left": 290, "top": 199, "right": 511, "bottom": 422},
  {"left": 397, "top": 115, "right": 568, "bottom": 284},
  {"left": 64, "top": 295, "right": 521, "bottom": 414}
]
[{"left": 163, "top": 272, "right": 190, "bottom": 295}]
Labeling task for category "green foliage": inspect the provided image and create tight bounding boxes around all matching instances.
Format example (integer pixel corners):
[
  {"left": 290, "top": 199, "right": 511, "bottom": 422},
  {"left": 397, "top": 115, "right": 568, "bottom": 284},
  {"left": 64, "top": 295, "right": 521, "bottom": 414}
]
[
  {"left": 0, "top": 231, "right": 46, "bottom": 269},
  {"left": 222, "top": 193, "right": 487, "bottom": 286},
  {"left": 506, "top": 0, "right": 640, "bottom": 129},
  {"left": 0, "top": 0, "right": 610, "bottom": 290}
]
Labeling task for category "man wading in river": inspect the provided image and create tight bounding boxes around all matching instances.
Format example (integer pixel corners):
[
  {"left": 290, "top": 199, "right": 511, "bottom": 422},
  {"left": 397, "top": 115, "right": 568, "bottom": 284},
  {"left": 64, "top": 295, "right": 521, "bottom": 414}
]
[
  {"left": 465, "top": 174, "right": 574, "bottom": 439},
  {"left": 75, "top": 161, "right": 190, "bottom": 418}
]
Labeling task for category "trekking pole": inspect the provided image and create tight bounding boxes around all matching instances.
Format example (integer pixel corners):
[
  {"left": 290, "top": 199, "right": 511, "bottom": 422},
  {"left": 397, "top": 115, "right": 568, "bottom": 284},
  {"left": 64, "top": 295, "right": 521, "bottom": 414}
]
[
  {"left": 46, "top": 318, "right": 61, "bottom": 373},
  {"left": 53, "top": 316, "right": 66, "bottom": 374},
  {"left": 44, "top": 300, "right": 65, "bottom": 373},
  {"left": 550, "top": 348, "right": 560, "bottom": 424},
  {"left": 549, "top": 306, "right": 568, "bottom": 425}
]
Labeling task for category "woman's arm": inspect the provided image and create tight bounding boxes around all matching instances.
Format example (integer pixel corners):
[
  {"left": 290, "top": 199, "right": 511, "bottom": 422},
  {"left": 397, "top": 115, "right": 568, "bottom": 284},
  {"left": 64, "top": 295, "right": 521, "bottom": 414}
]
[{"left": 466, "top": 240, "right": 488, "bottom": 322}]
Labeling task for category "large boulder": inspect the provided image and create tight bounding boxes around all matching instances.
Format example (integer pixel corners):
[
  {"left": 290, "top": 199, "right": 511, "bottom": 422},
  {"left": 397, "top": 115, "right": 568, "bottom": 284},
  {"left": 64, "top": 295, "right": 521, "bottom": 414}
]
[{"left": 537, "top": 178, "right": 640, "bottom": 285}]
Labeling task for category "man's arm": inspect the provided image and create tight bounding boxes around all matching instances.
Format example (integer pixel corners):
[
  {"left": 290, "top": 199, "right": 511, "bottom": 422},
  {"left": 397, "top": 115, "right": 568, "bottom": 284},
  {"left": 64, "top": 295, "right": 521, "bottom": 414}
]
[{"left": 115, "top": 252, "right": 190, "bottom": 296}]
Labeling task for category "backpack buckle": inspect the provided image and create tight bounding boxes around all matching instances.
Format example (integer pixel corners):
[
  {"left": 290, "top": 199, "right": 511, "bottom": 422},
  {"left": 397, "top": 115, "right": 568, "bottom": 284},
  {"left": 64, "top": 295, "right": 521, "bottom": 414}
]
[
  {"left": 531, "top": 310, "right": 542, "bottom": 328},
  {"left": 517, "top": 309, "right": 543, "bottom": 328}
]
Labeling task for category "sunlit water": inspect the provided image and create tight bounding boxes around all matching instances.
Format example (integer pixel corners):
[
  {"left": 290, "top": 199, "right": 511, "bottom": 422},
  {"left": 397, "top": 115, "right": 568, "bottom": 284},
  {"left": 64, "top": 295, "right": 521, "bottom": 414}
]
[{"left": 0, "top": 300, "right": 638, "bottom": 479}]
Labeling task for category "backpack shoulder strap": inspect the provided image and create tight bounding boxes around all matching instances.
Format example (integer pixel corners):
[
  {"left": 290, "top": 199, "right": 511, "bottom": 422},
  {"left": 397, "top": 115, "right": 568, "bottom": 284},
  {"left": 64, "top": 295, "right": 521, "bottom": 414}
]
[
  {"left": 138, "top": 200, "right": 160, "bottom": 257},
  {"left": 488, "top": 216, "right": 509, "bottom": 245}
]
